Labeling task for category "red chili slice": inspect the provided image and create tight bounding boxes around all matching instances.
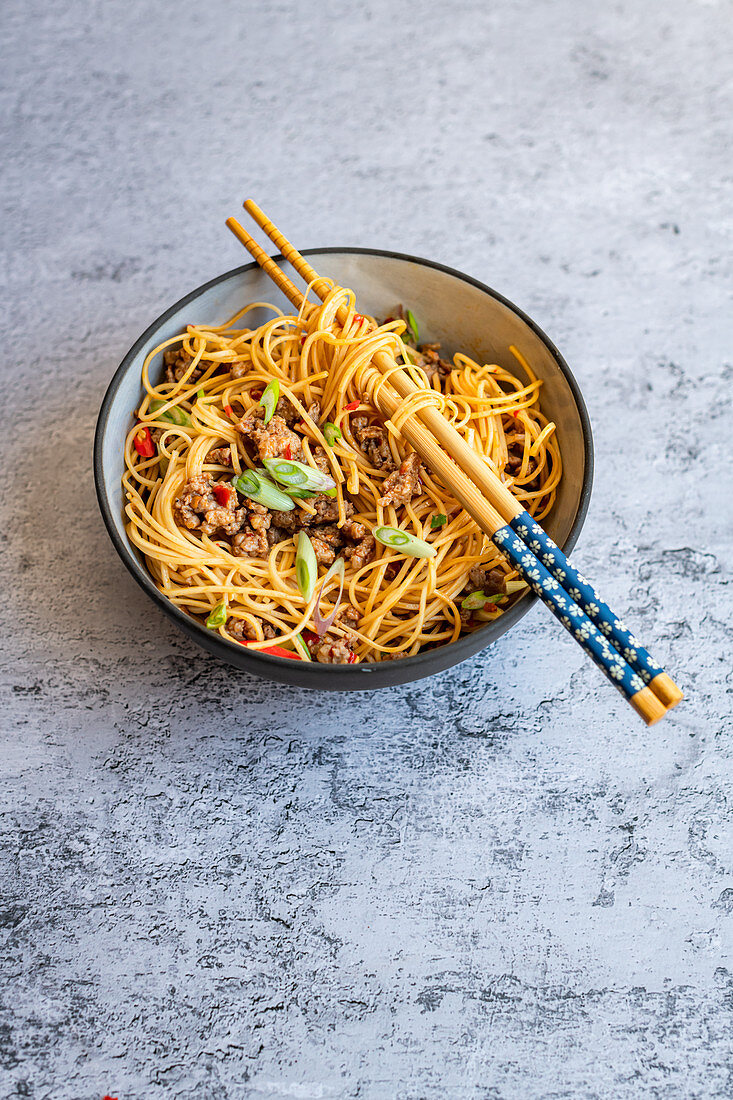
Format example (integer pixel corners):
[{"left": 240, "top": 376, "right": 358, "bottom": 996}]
[
  {"left": 212, "top": 484, "right": 232, "bottom": 507},
  {"left": 134, "top": 427, "right": 155, "bottom": 457},
  {"left": 344, "top": 399, "right": 360, "bottom": 411},
  {"left": 225, "top": 404, "right": 234, "bottom": 418},
  {"left": 244, "top": 642, "right": 301, "bottom": 660},
  {"left": 283, "top": 444, "right": 292, "bottom": 460},
  {"left": 347, "top": 651, "right": 357, "bottom": 664}
]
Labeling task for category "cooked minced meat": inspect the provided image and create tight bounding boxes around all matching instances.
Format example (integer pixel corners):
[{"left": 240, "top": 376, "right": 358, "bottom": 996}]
[
  {"left": 351, "top": 416, "right": 395, "bottom": 470},
  {"left": 267, "top": 524, "right": 290, "bottom": 547},
  {"left": 315, "top": 636, "right": 356, "bottom": 664},
  {"left": 344, "top": 535, "right": 376, "bottom": 570},
  {"left": 230, "top": 358, "right": 253, "bottom": 380},
  {"left": 206, "top": 446, "right": 234, "bottom": 467},
  {"left": 311, "top": 533, "right": 338, "bottom": 565},
  {"left": 228, "top": 617, "right": 276, "bottom": 641},
  {"left": 340, "top": 519, "right": 368, "bottom": 541},
  {"left": 231, "top": 528, "right": 269, "bottom": 558},
  {"left": 174, "top": 474, "right": 246, "bottom": 536},
  {"left": 378, "top": 452, "right": 422, "bottom": 507},
  {"left": 416, "top": 342, "right": 453, "bottom": 378},
  {"left": 270, "top": 495, "right": 354, "bottom": 531},
  {"left": 236, "top": 413, "right": 303, "bottom": 461},
  {"left": 310, "top": 444, "right": 331, "bottom": 475},
  {"left": 467, "top": 565, "right": 506, "bottom": 595},
  {"left": 163, "top": 348, "right": 207, "bottom": 384}
]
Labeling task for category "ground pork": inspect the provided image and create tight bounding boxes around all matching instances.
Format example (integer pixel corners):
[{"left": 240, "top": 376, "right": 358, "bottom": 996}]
[
  {"left": 344, "top": 534, "right": 376, "bottom": 570},
  {"left": 351, "top": 416, "right": 395, "bottom": 471},
  {"left": 270, "top": 496, "right": 354, "bottom": 531},
  {"left": 467, "top": 565, "right": 506, "bottom": 595},
  {"left": 236, "top": 413, "right": 303, "bottom": 461},
  {"left": 174, "top": 474, "right": 246, "bottom": 536},
  {"left": 416, "top": 342, "right": 453, "bottom": 378},
  {"left": 378, "top": 452, "right": 422, "bottom": 506},
  {"left": 205, "top": 446, "right": 234, "bottom": 467},
  {"left": 310, "top": 444, "right": 331, "bottom": 474},
  {"left": 163, "top": 348, "right": 207, "bottom": 384},
  {"left": 315, "top": 636, "right": 356, "bottom": 664},
  {"left": 228, "top": 617, "right": 276, "bottom": 642},
  {"left": 231, "top": 528, "right": 270, "bottom": 558}
]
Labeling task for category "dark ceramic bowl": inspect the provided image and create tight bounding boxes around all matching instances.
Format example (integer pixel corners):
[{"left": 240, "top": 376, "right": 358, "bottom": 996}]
[{"left": 94, "top": 249, "right": 593, "bottom": 688}]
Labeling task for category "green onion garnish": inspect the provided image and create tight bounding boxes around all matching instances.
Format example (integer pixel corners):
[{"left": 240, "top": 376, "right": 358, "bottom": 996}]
[
  {"left": 206, "top": 600, "right": 227, "bottom": 628},
  {"left": 263, "top": 456, "right": 336, "bottom": 493},
  {"left": 374, "top": 526, "right": 437, "bottom": 559},
  {"left": 293, "top": 633, "right": 312, "bottom": 661},
  {"left": 150, "top": 399, "right": 191, "bottom": 427},
  {"left": 405, "top": 309, "right": 419, "bottom": 343},
  {"left": 260, "top": 379, "right": 280, "bottom": 425},
  {"left": 232, "top": 469, "right": 295, "bottom": 511},
  {"left": 461, "top": 591, "right": 503, "bottom": 611},
  {"left": 430, "top": 514, "right": 447, "bottom": 529},
  {"left": 504, "top": 579, "right": 528, "bottom": 595},
  {"left": 323, "top": 422, "right": 342, "bottom": 447},
  {"left": 295, "top": 531, "right": 318, "bottom": 601},
  {"left": 253, "top": 468, "right": 337, "bottom": 502},
  {"left": 197, "top": 388, "right": 205, "bottom": 401}
]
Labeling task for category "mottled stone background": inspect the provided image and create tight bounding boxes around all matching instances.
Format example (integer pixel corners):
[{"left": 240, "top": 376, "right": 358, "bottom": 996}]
[{"left": 1, "top": 0, "right": 731, "bottom": 1096}]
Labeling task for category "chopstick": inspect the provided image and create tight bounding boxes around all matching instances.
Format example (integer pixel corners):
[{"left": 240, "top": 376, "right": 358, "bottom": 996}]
[
  {"left": 226, "top": 211, "right": 672, "bottom": 725},
  {"left": 240, "top": 201, "right": 683, "bottom": 714}
]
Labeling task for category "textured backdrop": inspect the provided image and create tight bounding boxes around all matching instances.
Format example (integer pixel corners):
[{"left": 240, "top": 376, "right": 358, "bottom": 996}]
[{"left": 1, "top": 0, "right": 732, "bottom": 1097}]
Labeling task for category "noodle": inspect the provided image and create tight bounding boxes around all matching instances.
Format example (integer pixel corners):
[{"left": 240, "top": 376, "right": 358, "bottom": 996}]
[{"left": 123, "top": 285, "right": 562, "bottom": 662}]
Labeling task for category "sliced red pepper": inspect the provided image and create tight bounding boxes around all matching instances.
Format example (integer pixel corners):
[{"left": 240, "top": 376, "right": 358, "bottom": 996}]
[
  {"left": 134, "top": 427, "right": 155, "bottom": 458},
  {"left": 244, "top": 642, "right": 301, "bottom": 660},
  {"left": 283, "top": 444, "right": 292, "bottom": 460},
  {"left": 301, "top": 629, "right": 320, "bottom": 649},
  {"left": 224, "top": 404, "right": 234, "bottom": 419},
  {"left": 212, "top": 484, "right": 232, "bottom": 507},
  {"left": 344, "top": 399, "right": 360, "bottom": 412},
  {"left": 354, "top": 314, "right": 364, "bottom": 323},
  {"left": 347, "top": 651, "right": 357, "bottom": 664}
]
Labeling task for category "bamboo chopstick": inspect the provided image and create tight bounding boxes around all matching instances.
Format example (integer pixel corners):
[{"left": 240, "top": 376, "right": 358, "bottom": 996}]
[
  {"left": 239, "top": 200, "right": 683, "bottom": 714},
  {"left": 225, "top": 213, "right": 669, "bottom": 725}
]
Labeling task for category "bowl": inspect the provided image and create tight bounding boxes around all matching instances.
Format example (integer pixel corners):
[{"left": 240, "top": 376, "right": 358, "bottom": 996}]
[{"left": 94, "top": 249, "right": 593, "bottom": 689}]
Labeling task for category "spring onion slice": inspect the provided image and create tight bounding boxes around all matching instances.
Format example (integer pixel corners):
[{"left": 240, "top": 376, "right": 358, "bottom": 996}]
[
  {"left": 206, "top": 599, "right": 227, "bottom": 628},
  {"left": 405, "top": 309, "right": 419, "bottom": 343},
  {"left": 150, "top": 399, "right": 191, "bottom": 426},
  {"left": 232, "top": 469, "right": 295, "bottom": 511},
  {"left": 461, "top": 591, "right": 503, "bottom": 611},
  {"left": 313, "top": 558, "right": 345, "bottom": 637},
  {"left": 296, "top": 531, "right": 318, "bottom": 601},
  {"left": 263, "top": 456, "right": 336, "bottom": 493},
  {"left": 504, "top": 579, "right": 528, "bottom": 595},
  {"left": 260, "top": 379, "right": 279, "bottom": 425},
  {"left": 323, "top": 422, "right": 342, "bottom": 447},
  {"left": 293, "top": 633, "right": 312, "bottom": 662},
  {"left": 374, "top": 526, "right": 437, "bottom": 559},
  {"left": 253, "top": 468, "right": 336, "bottom": 501}
]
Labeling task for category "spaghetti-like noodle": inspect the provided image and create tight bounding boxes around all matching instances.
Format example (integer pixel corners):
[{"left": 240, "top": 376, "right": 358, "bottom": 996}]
[{"left": 123, "top": 283, "right": 561, "bottom": 662}]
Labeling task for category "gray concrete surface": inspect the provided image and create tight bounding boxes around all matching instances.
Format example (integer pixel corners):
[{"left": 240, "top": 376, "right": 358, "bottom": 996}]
[{"left": 1, "top": 0, "right": 732, "bottom": 1096}]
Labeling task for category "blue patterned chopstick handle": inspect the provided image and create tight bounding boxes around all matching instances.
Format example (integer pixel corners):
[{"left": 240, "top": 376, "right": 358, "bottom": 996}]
[
  {"left": 508, "top": 510, "right": 663, "bottom": 685},
  {"left": 492, "top": 525, "right": 645, "bottom": 702}
]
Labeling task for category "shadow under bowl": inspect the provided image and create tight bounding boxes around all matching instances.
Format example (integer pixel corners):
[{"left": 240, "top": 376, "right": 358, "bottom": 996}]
[{"left": 94, "top": 248, "right": 593, "bottom": 689}]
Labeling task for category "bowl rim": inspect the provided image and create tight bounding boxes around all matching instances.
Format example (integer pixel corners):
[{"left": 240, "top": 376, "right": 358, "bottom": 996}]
[{"left": 94, "top": 247, "right": 594, "bottom": 679}]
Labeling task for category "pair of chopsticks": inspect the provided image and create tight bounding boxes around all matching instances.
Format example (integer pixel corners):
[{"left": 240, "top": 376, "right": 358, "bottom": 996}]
[{"left": 225, "top": 200, "right": 683, "bottom": 725}]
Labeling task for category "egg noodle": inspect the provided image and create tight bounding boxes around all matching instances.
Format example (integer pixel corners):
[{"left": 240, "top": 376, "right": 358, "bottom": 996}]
[{"left": 123, "top": 282, "right": 561, "bottom": 662}]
